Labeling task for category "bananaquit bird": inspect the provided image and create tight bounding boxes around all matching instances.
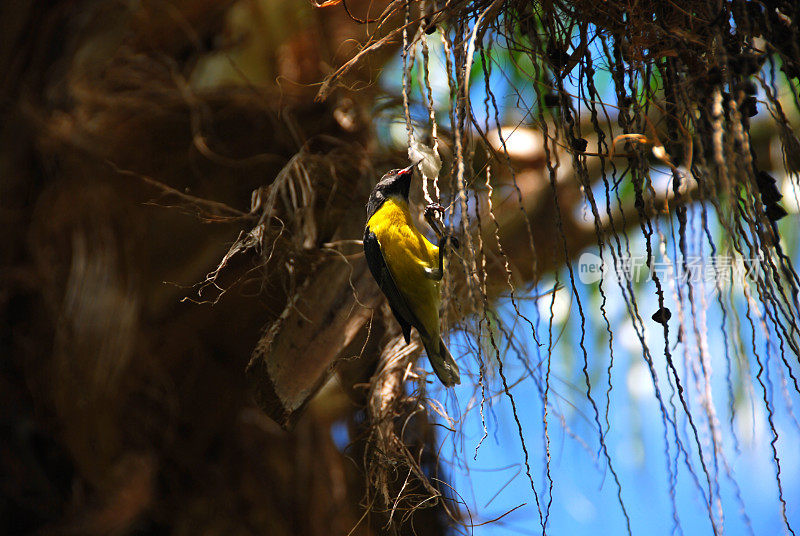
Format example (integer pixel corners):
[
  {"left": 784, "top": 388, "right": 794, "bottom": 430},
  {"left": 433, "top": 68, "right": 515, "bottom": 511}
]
[{"left": 364, "top": 162, "right": 460, "bottom": 386}]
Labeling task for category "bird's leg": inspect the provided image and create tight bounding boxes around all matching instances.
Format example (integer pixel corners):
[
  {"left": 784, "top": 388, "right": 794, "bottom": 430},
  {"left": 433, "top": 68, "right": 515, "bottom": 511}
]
[{"left": 424, "top": 203, "right": 459, "bottom": 281}]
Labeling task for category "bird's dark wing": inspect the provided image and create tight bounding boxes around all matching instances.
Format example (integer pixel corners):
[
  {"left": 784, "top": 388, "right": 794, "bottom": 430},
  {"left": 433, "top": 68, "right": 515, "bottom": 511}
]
[{"left": 364, "top": 228, "right": 424, "bottom": 343}]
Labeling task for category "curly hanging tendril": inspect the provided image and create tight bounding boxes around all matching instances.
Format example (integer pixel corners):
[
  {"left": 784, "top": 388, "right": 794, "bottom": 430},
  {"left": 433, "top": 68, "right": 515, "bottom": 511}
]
[
  {"left": 403, "top": 2, "right": 439, "bottom": 209},
  {"left": 419, "top": 4, "right": 440, "bottom": 205}
]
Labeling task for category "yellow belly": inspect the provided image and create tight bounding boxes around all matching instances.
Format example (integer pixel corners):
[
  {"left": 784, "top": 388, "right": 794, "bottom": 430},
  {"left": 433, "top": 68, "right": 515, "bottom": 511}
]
[{"left": 367, "top": 197, "right": 441, "bottom": 339}]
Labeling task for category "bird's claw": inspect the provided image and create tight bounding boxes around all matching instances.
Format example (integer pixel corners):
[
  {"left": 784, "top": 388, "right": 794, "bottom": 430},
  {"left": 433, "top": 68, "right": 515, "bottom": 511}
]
[
  {"left": 424, "top": 203, "right": 446, "bottom": 239},
  {"left": 424, "top": 203, "right": 445, "bottom": 219}
]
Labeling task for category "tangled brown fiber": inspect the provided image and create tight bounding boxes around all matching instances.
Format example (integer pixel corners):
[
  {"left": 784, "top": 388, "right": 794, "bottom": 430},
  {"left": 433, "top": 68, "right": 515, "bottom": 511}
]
[{"left": 2, "top": 1, "right": 414, "bottom": 535}]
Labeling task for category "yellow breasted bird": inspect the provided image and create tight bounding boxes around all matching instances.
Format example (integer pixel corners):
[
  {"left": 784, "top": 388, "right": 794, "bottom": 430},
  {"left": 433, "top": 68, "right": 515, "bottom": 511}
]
[{"left": 364, "top": 163, "right": 460, "bottom": 386}]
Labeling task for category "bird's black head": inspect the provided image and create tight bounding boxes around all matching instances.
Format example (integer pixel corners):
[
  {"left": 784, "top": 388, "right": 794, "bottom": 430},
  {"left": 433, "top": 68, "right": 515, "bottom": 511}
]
[{"left": 366, "top": 163, "right": 415, "bottom": 220}]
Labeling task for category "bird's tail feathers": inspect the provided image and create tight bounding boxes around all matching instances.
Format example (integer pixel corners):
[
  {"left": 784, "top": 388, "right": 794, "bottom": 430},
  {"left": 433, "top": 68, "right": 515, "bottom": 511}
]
[{"left": 423, "top": 336, "right": 460, "bottom": 387}]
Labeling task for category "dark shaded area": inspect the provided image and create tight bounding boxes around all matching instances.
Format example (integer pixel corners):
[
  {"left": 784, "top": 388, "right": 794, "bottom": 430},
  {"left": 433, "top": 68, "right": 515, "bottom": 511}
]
[{"left": 0, "top": 1, "right": 451, "bottom": 535}]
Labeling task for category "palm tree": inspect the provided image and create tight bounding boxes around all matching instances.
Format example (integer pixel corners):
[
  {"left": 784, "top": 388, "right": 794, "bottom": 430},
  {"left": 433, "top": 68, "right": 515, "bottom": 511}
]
[{"left": 3, "top": 1, "right": 799, "bottom": 534}]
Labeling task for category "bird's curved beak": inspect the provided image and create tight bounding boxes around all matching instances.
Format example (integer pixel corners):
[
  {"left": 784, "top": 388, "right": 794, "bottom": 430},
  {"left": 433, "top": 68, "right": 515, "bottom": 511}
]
[
  {"left": 396, "top": 159, "right": 420, "bottom": 199},
  {"left": 398, "top": 157, "right": 423, "bottom": 176}
]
